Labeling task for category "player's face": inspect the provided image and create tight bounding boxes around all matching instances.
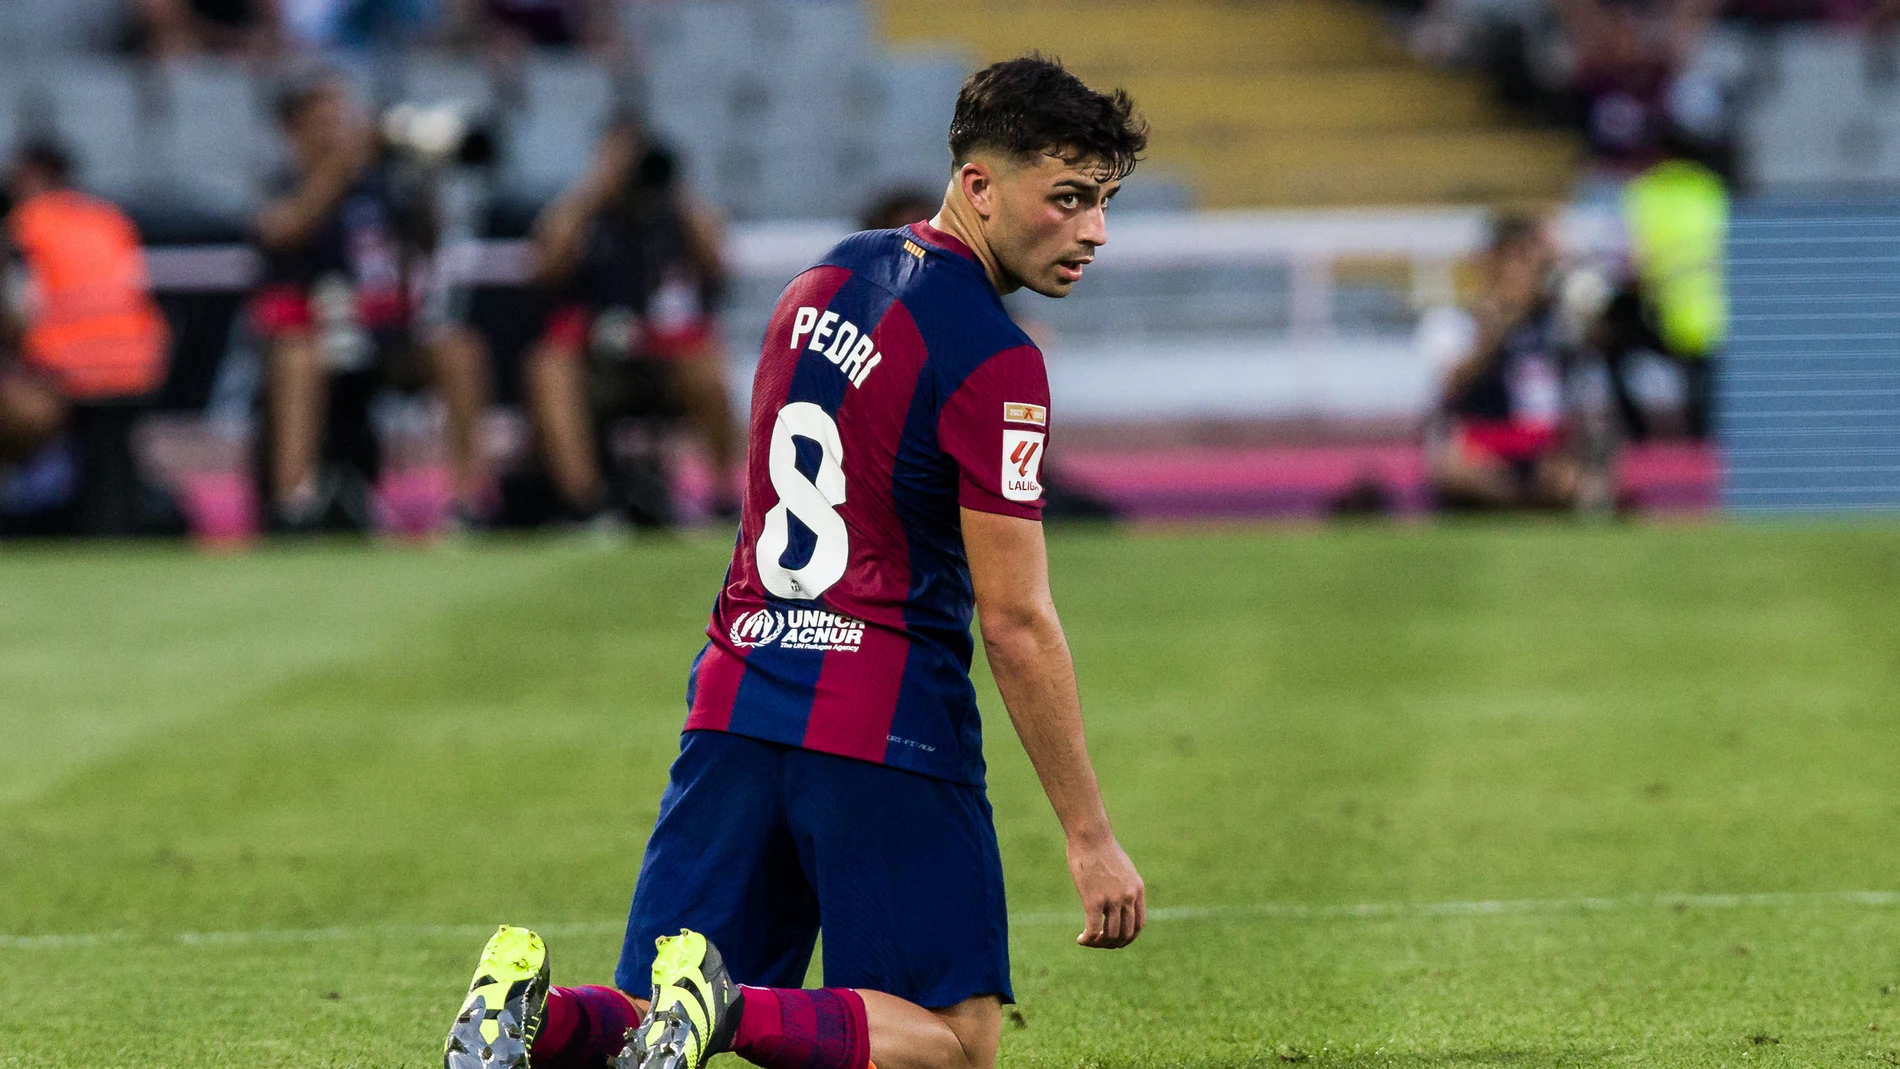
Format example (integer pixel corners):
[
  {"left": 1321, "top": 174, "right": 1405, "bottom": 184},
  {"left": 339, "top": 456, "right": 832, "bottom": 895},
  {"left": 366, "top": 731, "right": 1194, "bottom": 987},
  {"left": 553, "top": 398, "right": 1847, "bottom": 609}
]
[
  {"left": 1492, "top": 228, "right": 1556, "bottom": 310},
  {"left": 990, "top": 153, "right": 1120, "bottom": 298}
]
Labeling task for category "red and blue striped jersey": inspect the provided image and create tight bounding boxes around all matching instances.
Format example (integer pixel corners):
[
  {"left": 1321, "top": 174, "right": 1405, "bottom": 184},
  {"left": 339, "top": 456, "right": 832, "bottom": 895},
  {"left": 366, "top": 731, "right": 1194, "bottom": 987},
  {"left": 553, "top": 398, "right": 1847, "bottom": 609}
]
[{"left": 683, "top": 221, "right": 1050, "bottom": 786}]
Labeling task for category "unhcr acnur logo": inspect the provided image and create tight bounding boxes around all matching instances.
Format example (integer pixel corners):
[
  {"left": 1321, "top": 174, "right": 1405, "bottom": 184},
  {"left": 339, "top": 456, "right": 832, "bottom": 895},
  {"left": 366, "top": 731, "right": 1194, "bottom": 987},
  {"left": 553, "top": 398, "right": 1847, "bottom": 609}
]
[{"left": 727, "top": 608, "right": 867, "bottom": 653}]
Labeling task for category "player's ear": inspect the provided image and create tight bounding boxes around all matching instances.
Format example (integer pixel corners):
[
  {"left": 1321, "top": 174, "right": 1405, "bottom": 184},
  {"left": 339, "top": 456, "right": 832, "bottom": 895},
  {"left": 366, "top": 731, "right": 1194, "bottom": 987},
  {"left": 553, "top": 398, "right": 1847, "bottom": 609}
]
[{"left": 958, "top": 161, "right": 996, "bottom": 220}]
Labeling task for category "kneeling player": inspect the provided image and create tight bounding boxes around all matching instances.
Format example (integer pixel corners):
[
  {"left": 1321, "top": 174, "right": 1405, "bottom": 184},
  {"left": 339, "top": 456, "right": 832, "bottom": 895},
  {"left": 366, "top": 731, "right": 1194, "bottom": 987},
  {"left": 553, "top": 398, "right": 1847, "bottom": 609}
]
[{"left": 444, "top": 56, "right": 1149, "bottom": 1069}]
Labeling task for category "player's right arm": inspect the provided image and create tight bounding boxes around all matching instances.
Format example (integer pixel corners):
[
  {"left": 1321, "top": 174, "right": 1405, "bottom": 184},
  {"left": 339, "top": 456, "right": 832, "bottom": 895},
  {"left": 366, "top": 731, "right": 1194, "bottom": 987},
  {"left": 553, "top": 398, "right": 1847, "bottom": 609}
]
[
  {"left": 256, "top": 126, "right": 372, "bottom": 252},
  {"left": 964, "top": 507, "right": 1146, "bottom": 950},
  {"left": 530, "top": 127, "right": 636, "bottom": 284}
]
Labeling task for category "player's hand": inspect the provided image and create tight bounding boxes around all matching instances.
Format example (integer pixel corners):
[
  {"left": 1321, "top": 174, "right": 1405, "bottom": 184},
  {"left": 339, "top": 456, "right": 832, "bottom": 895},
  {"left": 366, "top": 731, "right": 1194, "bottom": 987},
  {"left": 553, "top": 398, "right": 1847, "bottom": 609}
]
[
  {"left": 1067, "top": 834, "right": 1145, "bottom": 949},
  {"left": 321, "top": 118, "right": 375, "bottom": 181},
  {"left": 582, "top": 126, "right": 639, "bottom": 201}
]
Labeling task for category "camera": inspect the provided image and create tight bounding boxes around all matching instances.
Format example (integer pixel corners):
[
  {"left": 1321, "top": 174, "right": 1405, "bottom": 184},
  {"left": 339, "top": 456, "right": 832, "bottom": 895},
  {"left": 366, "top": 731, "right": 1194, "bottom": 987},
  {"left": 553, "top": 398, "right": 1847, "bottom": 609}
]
[{"left": 379, "top": 103, "right": 495, "bottom": 169}]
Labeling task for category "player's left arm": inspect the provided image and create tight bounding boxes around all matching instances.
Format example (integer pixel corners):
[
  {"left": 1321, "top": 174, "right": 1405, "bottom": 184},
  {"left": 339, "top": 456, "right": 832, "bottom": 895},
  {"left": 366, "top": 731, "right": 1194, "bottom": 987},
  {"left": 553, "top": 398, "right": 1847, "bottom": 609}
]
[
  {"left": 965, "top": 508, "right": 1146, "bottom": 950},
  {"left": 944, "top": 343, "right": 1142, "bottom": 947}
]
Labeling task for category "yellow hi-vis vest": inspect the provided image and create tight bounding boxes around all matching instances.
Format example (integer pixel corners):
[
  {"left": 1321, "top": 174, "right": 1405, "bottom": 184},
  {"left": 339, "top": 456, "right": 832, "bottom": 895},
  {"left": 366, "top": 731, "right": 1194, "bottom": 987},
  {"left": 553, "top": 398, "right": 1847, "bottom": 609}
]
[{"left": 1621, "top": 159, "right": 1728, "bottom": 359}]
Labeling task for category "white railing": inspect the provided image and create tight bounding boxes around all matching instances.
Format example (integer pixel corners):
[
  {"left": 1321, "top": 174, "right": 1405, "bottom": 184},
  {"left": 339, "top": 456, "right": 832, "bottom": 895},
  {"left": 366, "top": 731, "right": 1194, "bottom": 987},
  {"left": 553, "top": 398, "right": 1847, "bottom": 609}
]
[
  {"left": 149, "top": 206, "right": 1630, "bottom": 422},
  {"left": 145, "top": 206, "right": 1627, "bottom": 346}
]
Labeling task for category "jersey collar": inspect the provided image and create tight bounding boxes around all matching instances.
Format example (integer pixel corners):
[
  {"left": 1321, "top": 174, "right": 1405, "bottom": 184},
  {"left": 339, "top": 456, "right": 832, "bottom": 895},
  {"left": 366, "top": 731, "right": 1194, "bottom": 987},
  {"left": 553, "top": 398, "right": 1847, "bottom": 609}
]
[{"left": 906, "top": 220, "right": 978, "bottom": 263}]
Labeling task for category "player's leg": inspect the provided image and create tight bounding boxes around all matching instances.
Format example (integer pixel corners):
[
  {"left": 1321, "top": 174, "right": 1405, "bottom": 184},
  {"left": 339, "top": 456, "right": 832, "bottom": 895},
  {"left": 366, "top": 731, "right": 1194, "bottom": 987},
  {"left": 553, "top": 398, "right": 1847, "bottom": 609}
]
[
  {"left": 859, "top": 992, "right": 1001, "bottom": 1069},
  {"left": 444, "top": 924, "right": 645, "bottom": 1069},
  {"left": 1427, "top": 429, "right": 1523, "bottom": 508},
  {"left": 617, "top": 730, "right": 824, "bottom": 1068},
  {"left": 665, "top": 342, "right": 740, "bottom": 511},
  {"left": 265, "top": 331, "right": 328, "bottom": 518},
  {"left": 631, "top": 747, "right": 1011, "bottom": 1069},
  {"left": 1531, "top": 452, "right": 1582, "bottom": 509},
  {"left": 444, "top": 730, "right": 812, "bottom": 1069},
  {"left": 0, "top": 367, "right": 67, "bottom": 463},
  {"left": 796, "top": 751, "right": 1010, "bottom": 1069},
  {"left": 424, "top": 323, "right": 493, "bottom": 516},
  {"left": 522, "top": 337, "right": 604, "bottom": 514}
]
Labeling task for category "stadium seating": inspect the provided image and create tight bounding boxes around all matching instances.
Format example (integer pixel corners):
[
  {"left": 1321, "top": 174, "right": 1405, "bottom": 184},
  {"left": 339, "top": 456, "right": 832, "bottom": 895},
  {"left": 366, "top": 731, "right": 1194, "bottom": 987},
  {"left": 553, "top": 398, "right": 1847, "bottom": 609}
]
[
  {"left": 635, "top": 0, "right": 958, "bottom": 220},
  {"left": 1741, "top": 27, "right": 1900, "bottom": 190},
  {"left": 0, "top": 0, "right": 122, "bottom": 56},
  {"left": 501, "top": 57, "right": 614, "bottom": 203},
  {"left": 870, "top": 0, "right": 1585, "bottom": 207},
  {"left": 38, "top": 58, "right": 150, "bottom": 204},
  {"left": 150, "top": 61, "right": 265, "bottom": 220},
  {"left": 0, "top": 70, "right": 19, "bottom": 162}
]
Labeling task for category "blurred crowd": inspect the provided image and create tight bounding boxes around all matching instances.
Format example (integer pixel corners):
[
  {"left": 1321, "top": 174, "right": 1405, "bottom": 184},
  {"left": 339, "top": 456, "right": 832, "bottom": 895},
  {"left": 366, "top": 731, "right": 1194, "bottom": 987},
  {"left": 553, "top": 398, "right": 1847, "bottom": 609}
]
[
  {"left": 1387, "top": 0, "right": 1747, "bottom": 513},
  {"left": 1404, "top": 0, "right": 1900, "bottom": 184},
  {"left": 0, "top": 0, "right": 1841, "bottom": 535},
  {"left": 4, "top": 0, "right": 623, "bottom": 59},
  {"left": 0, "top": 60, "right": 766, "bottom": 537}
]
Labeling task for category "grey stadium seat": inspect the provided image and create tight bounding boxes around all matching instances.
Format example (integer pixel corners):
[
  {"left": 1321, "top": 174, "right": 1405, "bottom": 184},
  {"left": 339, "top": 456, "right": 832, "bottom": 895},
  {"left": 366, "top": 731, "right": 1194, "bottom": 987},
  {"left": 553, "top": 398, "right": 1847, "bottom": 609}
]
[
  {"left": 502, "top": 57, "right": 614, "bottom": 202},
  {"left": 402, "top": 57, "right": 497, "bottom": 115},
  {"left": 41, "top": 59, "right": 150, "bottom": 203},
  {"left": 0, "top": 0, "right": 124, "bottom": 57},
  {"left": 0, "top": 70, "right": 21, "bottom": 162},
  {"left": 873, "top": 51, "right": 967, "bottom": 192},
  {"left": 153, "top": 61, "right": 265, "bottom": 218}
]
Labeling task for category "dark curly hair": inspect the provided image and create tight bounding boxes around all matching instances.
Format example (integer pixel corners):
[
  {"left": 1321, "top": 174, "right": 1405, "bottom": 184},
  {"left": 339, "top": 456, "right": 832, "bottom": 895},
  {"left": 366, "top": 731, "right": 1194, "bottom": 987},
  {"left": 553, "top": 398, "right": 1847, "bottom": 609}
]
[{"left": 947, "top": 54, "right": 1148, "bottom": 180}]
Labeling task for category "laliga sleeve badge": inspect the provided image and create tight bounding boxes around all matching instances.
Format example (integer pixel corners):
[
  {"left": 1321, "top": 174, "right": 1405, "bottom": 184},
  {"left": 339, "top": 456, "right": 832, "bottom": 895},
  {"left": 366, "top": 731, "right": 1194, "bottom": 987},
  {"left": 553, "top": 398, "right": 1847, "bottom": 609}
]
[{"left": 1001, "top": 429, "right": 1045, "bottom": 502}]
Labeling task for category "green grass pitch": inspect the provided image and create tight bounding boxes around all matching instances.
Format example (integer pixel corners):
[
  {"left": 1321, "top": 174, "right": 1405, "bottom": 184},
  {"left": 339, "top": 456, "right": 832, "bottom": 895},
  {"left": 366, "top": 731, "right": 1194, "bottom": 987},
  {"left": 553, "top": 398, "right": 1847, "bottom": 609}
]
[{"left": 3, "top": 524, "right": 1899, "bottom": 1068}]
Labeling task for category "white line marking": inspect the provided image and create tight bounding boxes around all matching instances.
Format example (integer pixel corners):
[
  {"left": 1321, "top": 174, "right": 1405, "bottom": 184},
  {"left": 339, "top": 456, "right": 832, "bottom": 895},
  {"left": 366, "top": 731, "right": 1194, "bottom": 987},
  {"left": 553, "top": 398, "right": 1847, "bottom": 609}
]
[{"left": 4, "top": 891, "right": 1896, "bottom": 952}]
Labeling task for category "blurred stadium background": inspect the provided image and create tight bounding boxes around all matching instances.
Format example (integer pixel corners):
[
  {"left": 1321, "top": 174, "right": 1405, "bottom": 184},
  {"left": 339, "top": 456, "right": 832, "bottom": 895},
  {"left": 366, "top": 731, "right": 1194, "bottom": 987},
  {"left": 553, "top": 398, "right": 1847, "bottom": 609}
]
[
  {"left": 6, "top": 4, "right": 1900, "bottom": 1067},
  {"left": 1, "top": 0, "right": 1895, "bottom": 535}
]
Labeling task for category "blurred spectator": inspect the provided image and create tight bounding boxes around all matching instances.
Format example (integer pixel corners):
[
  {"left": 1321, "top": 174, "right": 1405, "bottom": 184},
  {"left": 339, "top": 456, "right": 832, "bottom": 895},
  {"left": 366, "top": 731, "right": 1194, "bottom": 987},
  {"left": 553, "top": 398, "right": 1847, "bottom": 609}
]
[
  {"left": 1424, "top": 214, "right": 1590, "bottom": 511},
  {"left": 1557, "top": 0, "right": 1723, "bottom": 193},
  {"left": 253, "top": 72, "right": 491, "bottom": 532},
  {"left": 1595, "top": 126, "right": 1728, "bottom": 441},
  {"left": 521, "top": 116, "right": 738, "bottom": 524},
  {"left": 450, "top": 0, "right": 615, "bottom": 52},
  {"left": 1, "top": 140, "right": 178, "bottom": 534},
  {"left": 277, "top": 0, "right": 443, "bottom": 51},
  {"left": 860, "top": 188, "right": 939, "bottom": 232},
  {"left": 129, "top": 0, "right": 281, "bottom": 57}
]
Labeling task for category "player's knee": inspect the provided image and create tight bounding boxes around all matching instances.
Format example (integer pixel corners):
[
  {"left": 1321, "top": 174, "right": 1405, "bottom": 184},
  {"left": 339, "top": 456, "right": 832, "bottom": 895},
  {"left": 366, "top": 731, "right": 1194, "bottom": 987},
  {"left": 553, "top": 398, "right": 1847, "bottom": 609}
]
[
  {"left": 429, "top": 328, "right": 487, "bottom": 382},
  {"left": 935, "top": 997, "right": 1002, "bottom": 1069},
  {"left": 8, "top": 385, "right": 64, "bottom": 438},
  {"left": 267, "top": 335, "right": 321, "bottom": 379},
  {"left": 524, "top": 343, "right": 579, "bottom": 395}
]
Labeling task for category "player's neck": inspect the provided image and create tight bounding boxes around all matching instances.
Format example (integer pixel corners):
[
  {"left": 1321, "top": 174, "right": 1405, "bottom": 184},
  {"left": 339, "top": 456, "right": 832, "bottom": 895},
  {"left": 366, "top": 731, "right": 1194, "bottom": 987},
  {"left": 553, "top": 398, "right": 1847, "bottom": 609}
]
[{"left": 928, "top": 204, "right": 1016, "bottom": 296}]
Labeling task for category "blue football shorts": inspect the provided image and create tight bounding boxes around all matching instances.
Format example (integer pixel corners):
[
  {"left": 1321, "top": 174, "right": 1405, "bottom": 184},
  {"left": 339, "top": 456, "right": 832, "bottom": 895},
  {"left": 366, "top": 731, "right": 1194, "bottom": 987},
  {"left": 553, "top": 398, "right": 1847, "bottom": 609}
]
[{"left": 616, "top": 729, "right": 1013, "bottom": 1009}]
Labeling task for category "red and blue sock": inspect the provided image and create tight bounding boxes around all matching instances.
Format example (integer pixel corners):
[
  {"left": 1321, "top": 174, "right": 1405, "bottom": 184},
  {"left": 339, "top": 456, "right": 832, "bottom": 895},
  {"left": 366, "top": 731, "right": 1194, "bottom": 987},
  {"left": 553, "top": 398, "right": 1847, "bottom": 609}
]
[
  {"left": 731, "top": 986, "right": 872, "bottom": 1069},
  {"left": 531, "top": 985, "right": 643, "bottom": 1069}
]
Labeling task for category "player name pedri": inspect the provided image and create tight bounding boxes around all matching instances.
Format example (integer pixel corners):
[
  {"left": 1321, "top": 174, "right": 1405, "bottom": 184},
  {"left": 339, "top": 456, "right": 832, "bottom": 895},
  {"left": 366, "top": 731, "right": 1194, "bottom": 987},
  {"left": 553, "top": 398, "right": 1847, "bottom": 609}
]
[{"left": 789, "top": 307, "right": 882, "bottom": 388}]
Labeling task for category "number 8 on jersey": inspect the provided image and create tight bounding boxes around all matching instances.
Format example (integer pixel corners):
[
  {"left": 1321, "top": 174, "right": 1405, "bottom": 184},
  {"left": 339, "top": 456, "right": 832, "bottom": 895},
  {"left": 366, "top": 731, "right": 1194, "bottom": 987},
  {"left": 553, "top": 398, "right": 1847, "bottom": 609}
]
[{"left": 757, "top": 402, "right": 848, "bottom": 601}]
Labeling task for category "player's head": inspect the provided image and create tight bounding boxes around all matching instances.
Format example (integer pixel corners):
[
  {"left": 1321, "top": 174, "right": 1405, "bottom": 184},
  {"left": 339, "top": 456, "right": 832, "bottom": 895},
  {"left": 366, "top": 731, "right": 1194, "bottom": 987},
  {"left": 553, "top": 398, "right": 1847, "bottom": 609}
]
[
  {"left": 1485, "top": 211, "right": 1555, "bottom": 305},
  {"left": 8, "top": 140, "right": 72, "bottom": 202},
  {"left": 945, "top": 54, "right": 1147, "bottom": 297},
  {"left": 273, "top": 70, "right": 354, "bottom": 161}
]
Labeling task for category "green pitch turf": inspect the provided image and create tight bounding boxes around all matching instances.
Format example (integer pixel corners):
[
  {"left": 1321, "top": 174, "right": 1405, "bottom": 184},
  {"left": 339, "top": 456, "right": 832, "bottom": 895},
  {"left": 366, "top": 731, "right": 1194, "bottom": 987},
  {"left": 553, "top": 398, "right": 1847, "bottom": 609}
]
[{"left": 3, "top": 524, "right": 1899, "bottom": 1068}]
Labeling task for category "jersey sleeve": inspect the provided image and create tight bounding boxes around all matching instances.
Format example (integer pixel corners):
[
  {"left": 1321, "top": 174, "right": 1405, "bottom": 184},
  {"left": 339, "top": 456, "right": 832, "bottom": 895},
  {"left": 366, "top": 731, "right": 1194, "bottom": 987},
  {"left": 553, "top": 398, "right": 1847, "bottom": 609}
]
[{"left": 937, "top": 344, "right": 1051, "bottom": 520}]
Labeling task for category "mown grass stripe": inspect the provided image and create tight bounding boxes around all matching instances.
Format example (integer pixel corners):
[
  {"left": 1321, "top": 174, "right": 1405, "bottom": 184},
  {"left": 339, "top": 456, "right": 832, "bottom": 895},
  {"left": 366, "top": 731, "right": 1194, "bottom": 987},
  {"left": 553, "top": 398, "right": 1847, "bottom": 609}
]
[{"left": 7, "top": 890, "right": 1897, "bottom": 952}]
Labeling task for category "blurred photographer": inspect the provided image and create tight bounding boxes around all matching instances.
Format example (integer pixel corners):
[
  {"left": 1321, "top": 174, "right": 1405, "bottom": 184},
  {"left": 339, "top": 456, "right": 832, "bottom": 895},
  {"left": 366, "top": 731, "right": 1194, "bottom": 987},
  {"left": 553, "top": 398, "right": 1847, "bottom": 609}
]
[
  {"left": 253, "top": 71, "right": 492, "bottom": 533},
  {"left": 522, "top": 116, "right": 738, "bottom": 523},
  {"left": 1, "top": 141, "right": 177, "bottom": 535},
  {"left": 1426, "top": 214, "right": 1588, "bottom": 511}
]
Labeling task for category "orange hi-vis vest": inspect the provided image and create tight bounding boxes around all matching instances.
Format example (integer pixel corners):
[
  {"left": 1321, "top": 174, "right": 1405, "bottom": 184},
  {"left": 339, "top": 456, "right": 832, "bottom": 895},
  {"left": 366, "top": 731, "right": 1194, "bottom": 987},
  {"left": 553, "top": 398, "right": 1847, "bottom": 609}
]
[{"left": 8, "top": 190, "right": 169, "bottom": 399}]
